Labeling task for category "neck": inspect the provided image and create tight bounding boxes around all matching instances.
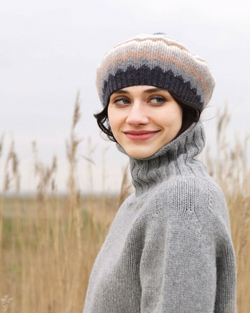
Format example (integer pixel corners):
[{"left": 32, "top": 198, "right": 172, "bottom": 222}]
[{"left": 116, "top": 122, "right": 207, "bottom": 196}]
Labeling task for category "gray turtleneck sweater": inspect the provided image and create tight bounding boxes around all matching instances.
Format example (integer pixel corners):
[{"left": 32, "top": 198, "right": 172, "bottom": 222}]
[{"left": 83, "top": 122, "right": 237, "bottom": 313}]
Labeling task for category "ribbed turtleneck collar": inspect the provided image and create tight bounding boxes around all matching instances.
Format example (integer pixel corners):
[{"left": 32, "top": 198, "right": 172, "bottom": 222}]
[{"left": 116, "top": 122, "right": 207, "bottom": 196}]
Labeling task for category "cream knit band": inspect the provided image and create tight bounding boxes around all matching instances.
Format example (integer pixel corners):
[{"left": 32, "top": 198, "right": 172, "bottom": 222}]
[{"left": 96, "top": 33, "right": 215, "bottom": 110}]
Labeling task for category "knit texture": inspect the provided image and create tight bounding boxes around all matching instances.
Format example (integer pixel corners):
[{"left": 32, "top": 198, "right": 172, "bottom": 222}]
[
  {"left": 83, "top": 122, "right": 237, "bottom": 313},
  {"left": 96, "top": 33, "right": 215, "bottom": 110}
]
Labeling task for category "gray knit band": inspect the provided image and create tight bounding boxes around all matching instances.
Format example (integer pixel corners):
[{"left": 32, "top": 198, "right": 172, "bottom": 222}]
[{"left": 96, "top": 33, "right": 215, "bottom": 110}]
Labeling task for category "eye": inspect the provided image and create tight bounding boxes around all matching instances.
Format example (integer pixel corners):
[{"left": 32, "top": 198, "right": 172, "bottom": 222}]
[
  {"left": 149, "top": 97, "right": 165, "bottom": 104},
  {"left": 114, "top": 98, "right": 130, "bottom": 106}
]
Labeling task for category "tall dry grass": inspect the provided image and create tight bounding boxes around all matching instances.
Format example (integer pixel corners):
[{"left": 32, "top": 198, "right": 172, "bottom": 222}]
[
  {"left": 0, "top": 95, "right": 249, "bottom": 312},
  {"left": 201, "top": 105, "right": 250, "bottom": 312}
]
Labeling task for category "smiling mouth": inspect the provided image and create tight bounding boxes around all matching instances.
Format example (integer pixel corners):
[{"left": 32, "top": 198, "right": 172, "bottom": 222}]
[
  {"left": 123, "top": 130, "right": 160, "bottom": 141},
  {"left": 124, "top": 130, "right": 160, "bottom": 135}
]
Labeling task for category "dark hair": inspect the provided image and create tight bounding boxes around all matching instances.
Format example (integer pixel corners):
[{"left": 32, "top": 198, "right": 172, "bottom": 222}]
[{"left": 94, "top": 92, "right": 202, "bottom": 143}]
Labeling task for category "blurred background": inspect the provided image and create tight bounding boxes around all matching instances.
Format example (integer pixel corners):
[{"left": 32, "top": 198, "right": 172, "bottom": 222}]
[
  {"left": 1, "top": 0, "right": 250, "bottom": 194},
  {"left": 0, "top": 1, "right": 250, "bottom": 312}
]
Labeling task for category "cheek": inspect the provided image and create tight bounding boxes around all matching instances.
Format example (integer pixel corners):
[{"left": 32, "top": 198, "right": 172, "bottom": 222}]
[
  {"left": 158, "top": 107, "right": 182, "bottom": 126},
  {"left": 107, "top": 107, "right": 120, "bottom": 132},
  {"left": 168, "top": 106, "right": 183, "bottom": 126},
  {"left": 107, "top": 107, "right": 114, "bottom": 127}
]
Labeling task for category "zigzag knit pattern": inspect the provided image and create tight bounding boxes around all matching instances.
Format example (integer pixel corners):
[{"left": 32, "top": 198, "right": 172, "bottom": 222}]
[
  {"left": 96, "top": 33, "right": 216, "bottom": 109},
  {"left": 83, "top": 122, "right": 237, "bottom": 313}
]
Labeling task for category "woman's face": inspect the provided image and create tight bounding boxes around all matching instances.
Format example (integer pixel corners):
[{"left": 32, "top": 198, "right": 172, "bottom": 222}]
[{"left": 107, "top": 85, "right": 183, "bottom": 159}]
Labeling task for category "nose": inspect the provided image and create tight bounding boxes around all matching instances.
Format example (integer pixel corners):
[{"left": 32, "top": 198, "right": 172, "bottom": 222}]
[{"left": 126, "top": 101, "right": 149, "bottom": 125}]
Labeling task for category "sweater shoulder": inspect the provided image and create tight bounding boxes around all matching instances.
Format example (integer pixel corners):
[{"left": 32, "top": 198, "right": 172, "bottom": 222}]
[
  {"left": 157, "top": 175, "right": 227, "bottom": 213},
  {"left": 143, "top": 175, "right": 228, "bottom": 229}
]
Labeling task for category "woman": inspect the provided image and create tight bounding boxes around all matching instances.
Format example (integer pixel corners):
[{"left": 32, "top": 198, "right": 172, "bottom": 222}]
[{"left": 83, "top": 33, "right": 237, "bottom": 313}]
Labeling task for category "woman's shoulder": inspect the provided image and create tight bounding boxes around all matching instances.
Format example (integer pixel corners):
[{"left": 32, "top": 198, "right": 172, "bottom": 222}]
[
  {"left": 159, "top": 174, "right": 226, "bottom": 204},
  {"left": 138, "top": 175, "right": 231, "bottom": 239},
  {"left": 156, "top": 174, "right": 218, "bottom": 195},
  {"left": 146, "top": 175, "right": 228, "bottom": 221}
]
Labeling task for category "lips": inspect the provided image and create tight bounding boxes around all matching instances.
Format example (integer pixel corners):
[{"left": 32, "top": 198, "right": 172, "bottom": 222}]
[
  {"left": 124, "top": 130, "right": 158, "bottom": 134},
  {"left": 123, "top": 130, "right": 160, "bottom": 141}
]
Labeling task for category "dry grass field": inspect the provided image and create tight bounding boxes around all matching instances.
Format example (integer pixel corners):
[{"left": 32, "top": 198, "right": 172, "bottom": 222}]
[{"left": 0, "top": 94, "right": 249, "bottom": 312}]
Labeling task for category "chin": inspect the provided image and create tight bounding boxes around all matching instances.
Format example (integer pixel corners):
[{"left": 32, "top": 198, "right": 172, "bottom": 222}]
[{"left": 125, "top": 148, "right": 155, "bottom": 159}]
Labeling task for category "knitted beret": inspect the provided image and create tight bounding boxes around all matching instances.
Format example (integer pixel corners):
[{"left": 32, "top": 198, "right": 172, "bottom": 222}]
[{"left": 96, "top": 33, "right": 215, "bottom": 110}]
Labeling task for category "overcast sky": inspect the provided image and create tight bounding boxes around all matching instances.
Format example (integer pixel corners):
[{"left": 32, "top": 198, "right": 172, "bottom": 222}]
[{"left": 1, "top": 0, "right": 250, "bottom": 194}]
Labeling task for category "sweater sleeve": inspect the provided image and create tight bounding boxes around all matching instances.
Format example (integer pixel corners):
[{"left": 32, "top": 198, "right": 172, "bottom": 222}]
[{"left": 139, "top": 181, "right": 217, "bottom": 313}]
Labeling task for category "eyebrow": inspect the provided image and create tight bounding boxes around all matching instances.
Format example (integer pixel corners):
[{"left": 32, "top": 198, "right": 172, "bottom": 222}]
[{"left": 111, "top": 87, "right": 166, "bottom": 95}]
